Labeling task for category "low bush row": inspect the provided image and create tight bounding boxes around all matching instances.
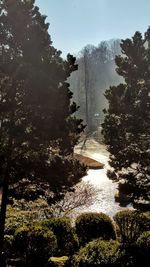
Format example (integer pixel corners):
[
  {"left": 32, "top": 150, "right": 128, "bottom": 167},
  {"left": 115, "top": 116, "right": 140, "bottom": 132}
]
[
  {"left": 71, "top": 231, "right": 150, "bottom": 267},
  {"left": 3, "top": 209, "right": 150, "bottom": 267}
]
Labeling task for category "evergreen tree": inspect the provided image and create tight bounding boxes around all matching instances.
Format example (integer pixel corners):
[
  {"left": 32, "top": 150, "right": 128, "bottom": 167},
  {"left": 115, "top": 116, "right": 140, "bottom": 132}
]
[
  {"left": 0, "top": 0, "right": 84, "bottom": 259},
  {"left": 102, "top": 29, "right": 150, "bottom": 208}
]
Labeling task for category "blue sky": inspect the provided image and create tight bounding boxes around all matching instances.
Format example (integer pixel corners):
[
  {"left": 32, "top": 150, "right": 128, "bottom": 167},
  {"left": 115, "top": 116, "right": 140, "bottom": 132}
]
[{"left": 35, "top": 0, "right": 150, "bottom": 57}]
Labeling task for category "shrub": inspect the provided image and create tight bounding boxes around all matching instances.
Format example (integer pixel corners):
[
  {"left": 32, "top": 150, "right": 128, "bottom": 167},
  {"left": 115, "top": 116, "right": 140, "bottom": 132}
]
[
  {"left": 5, "top": 207, "right": 29, "bottom": 235},
  {"left": 14, "top": 224, "right": 57, "bottom": 267},
  {"left": 75, "top": 212, "right": 116, "bottom": 245},
  {"left": 114, "top": 209, "right": 146, "bottom": 244},
  {"left": 47, "top": 155, "right": 87, "bottom": 204},
  {"left": 3, "top": 235, "right": 14, "bottom": 259},
  {"left": 140, "top": 211, "right": 150, "bottom": 232},
  {"left": 72, "top": 239, "right": 120, "bottom": 267},
  {"left": 5, "top": 204, "right": 41, "bottom": 235},
  {"left": 137, "top": 231, "right": 150, "bottom": 249},
  {"left": 5, "top": 199, "right": 54, "bottom": 238},
  {"left": 136, "top": 231, "right": 150, "bottom": 265},
  {"left": 114, "top": 247, "right": 138, "bottom": 267},
  {"left": 42, "top": 217, "right": 78, "bottom": 255}
]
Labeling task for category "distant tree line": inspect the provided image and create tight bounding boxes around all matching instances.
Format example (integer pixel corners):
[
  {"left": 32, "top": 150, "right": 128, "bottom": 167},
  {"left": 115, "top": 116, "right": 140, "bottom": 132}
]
[{"left": 69, "top": 39, "right": 122, "bottom": 132}]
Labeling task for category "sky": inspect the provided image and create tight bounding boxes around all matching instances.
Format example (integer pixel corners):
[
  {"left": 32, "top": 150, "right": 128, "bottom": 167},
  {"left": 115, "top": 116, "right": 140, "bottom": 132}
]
[{"left": 35, "top": 0, "right": 150, "bottom": 58}]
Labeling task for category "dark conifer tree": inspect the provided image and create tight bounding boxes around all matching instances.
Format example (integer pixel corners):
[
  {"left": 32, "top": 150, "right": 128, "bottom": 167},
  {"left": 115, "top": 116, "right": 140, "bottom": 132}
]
[
  {"left": 102, "top": 30, "right": 150, "bottom": 208},
  {"left": 0, "top": 0, "right": 84, "bottom": 259}
]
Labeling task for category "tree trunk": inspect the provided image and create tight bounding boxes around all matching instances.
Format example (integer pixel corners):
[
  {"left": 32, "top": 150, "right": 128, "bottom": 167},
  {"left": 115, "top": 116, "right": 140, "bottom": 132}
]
[
  {"left": 84, "top": 52, "right": 89, "bottom": 134},
  {"left": 0, "top": 65, "right": 20, "bottom": 265},
  {"left": 0, "top": 171, "right": 9, "bottom": 265}
]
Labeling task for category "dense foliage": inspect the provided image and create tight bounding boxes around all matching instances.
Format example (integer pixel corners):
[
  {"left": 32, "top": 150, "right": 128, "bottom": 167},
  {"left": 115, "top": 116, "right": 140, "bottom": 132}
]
[
  {"left": 9, "top": 155, "right": 86, "bottom": 204},
  {"left": 75, "top": 212, "right": 116, "bottom": 245},
  {"left": 136, "top": 231, "right": 150, "bottom": 263},
  {"left": 102, "top": 29, "right": 150, "bottom": 207},
  {"left": 42, "top": 217, "right": 78, "bottom": 256},
  {"left": 14, "top": 224, "right": 57, "bottom": 267},
  {"left": 0, "top": 0, "right": 149, "bottom": 265},
  {"left": 4, "top": 199, "right": 53, "bottom": 235},
  {"left": 0, "top": 0, "right": 85, "bottom": 199},
  {"left": 0, "top": 0, "right": 85, "bottom": 257},
  {"left": 1, "top": 209, "right": 150, "bottom": 266},
  {"left": 114, "top": 210, "right": 149, "bottom": 244},
  {"left": 71, "top": 239, "right": 120, "bottom": 267}
]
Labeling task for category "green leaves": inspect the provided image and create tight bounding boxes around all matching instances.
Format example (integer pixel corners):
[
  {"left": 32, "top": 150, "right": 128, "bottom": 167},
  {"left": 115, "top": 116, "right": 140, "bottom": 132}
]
[
  {"left": 103, "top": 28, "right": 150, "bottom": 206},
  {"left": 0, "top": 0, "right": 84, "bottom": 200}
]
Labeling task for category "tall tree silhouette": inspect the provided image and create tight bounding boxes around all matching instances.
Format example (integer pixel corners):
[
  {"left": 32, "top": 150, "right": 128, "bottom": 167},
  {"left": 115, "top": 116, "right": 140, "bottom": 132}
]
[
  {"left": 103, "top": 30, "right": 150, "bottom": 208},
  {"left": 0, "top": 0, "right": 84, "bottom": 259}
]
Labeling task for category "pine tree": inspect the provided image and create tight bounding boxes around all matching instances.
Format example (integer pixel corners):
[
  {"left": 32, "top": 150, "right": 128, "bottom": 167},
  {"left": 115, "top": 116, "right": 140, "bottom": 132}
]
[
  {"left": 0, "top": 0, "right": 84, "bottom": 259},
  {"left": 102, "top": 29, "right": 150, "bottom": 208}
]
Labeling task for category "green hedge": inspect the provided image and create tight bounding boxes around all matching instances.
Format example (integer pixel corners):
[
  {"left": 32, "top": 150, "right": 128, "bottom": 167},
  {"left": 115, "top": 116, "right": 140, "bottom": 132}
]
[
  {"left": 75, "top": 212, "right": 116, "bottom": 245},
  {"left": 42, "top": 217, "right": 78, "bottom": 255},
  {"left": 114, "top": 209, "right": 149, "bottom": 244},
  {"left": 136, "top": 231, "right": 150, "bottom": 265},
  {"left": 14, "top": 224, "right": 57, "bottom": 267},
  {"left": 140, "top": 212, "right": 150, "bottom": 231},
  {"left": 72, "top": 239, "right": 120, "bottom": 267}
]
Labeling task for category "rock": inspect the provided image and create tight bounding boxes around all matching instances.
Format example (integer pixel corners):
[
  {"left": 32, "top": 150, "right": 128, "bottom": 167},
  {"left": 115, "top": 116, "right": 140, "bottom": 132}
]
[
  {"left": 74, "top": 153, "right": 104, "bottom": 169},
  {"left": 48, "top": 256, "right": 69, "bottom": 267}
]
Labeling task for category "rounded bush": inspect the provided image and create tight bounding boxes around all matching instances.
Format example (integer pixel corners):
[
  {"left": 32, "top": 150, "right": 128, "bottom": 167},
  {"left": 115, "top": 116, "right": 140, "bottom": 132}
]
[
  {"left": 72, "top": 239, "right": 120, "bottom": 267},
  {"left": 42, "top": 217, "right": 78, "bottom": 255},
  {"left": 14, "top": 224, "right": 57, "bottom": 267},
  {"left": 75, "top": 212, "right": 116, "bottom": 245},
  {"left": 14, "top": 225, "right": 29, "bottom": 254},
  {"left": 3, "top": 235, "right": 14, "bottom": 258},
  {"left": 5, "top": 205, "right": 40, "bottom": 235},
  {"left": 127, "top": 231, "right": 150, "bottom": 267},
  {"left": 114, "top": 209, "right": 146, "bottom": 244},
  {"left": 140, "top": 212, "right": 150, "bottom": 232},
  {"left": 137, "top": 231, "right": 150, "bottom": 255}
]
